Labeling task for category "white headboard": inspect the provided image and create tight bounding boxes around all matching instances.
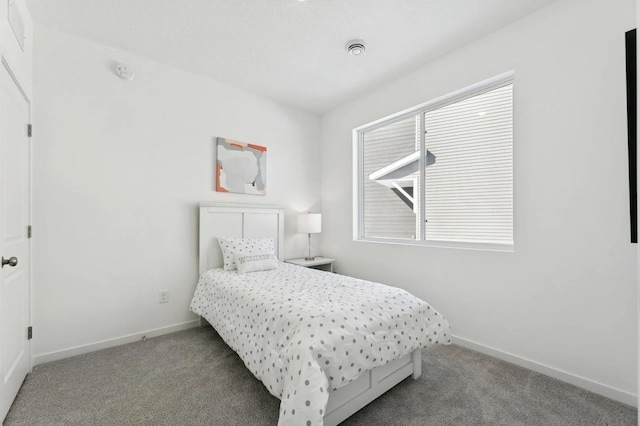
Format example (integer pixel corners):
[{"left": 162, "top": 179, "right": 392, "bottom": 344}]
[{"left": 199, "top": 203, "right": 285, "bottom": 274}]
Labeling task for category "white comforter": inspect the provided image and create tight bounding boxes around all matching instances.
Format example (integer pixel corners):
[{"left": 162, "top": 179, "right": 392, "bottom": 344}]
[{"left": 190, "top": 263, "right": 450, "bottom": 426}]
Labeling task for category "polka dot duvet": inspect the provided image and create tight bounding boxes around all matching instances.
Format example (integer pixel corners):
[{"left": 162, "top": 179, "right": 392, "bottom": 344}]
[{"left": 190, "top": 262, "right": 450, "bottom": 426}]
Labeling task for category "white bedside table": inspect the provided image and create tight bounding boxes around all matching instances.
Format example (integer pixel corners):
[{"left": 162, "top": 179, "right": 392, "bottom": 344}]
[{"left": 285, "top": 257, "right": 335, "bottom": 273}]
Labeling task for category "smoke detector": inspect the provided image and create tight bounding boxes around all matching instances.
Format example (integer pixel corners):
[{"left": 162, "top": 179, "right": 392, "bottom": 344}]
[
  {"left": 346, "top": 40, "right": 366, "bottom": 56},
  {"left": 115, "top": 63, "right": 135, "bottom": 80}
]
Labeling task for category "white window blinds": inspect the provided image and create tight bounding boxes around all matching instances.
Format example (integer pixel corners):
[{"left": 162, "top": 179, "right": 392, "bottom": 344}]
[
  {"left": 356, "top": 74, "right": 514, "bottom": 250},
  {"left": 424, "top": 84, "right": 513, "bottom": 245}
]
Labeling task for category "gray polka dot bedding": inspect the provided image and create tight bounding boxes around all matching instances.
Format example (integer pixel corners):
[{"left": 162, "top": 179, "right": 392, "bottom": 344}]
[{"left": 190, "top": 262, "right": 450, "bottom": 426}]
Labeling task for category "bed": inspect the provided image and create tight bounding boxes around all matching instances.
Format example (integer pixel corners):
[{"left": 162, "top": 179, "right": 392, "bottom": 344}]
[{"left": 191, "top": 203, "right": 450, "bottom": 426}]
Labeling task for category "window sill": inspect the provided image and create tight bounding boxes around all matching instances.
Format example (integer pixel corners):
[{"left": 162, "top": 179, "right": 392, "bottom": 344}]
[{"left": 354, "top": 237, "right": 514, "bottom": 253}]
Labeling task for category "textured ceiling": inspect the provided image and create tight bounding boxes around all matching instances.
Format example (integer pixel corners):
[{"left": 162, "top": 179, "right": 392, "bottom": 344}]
[{"left": 25, "top": 0, "right": 558, "bottom": 113}]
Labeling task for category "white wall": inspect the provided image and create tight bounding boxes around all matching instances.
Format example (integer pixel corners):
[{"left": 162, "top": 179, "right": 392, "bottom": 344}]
[
  {"left": 322, "top": 0, "right": 637, "bottom": 404},
  {"left": 32, "top": 26, "right": 321, "bottom": 361}
]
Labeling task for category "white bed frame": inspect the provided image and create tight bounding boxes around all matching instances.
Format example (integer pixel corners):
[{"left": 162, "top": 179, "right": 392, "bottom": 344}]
[{"left": 198, "top": 203, "right": 422, "bottom": 426}]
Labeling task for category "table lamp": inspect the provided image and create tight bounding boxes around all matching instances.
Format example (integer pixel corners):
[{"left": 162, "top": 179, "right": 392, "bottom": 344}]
[{"left": 298, "top": 213, "right": 322, "bottom": 261}]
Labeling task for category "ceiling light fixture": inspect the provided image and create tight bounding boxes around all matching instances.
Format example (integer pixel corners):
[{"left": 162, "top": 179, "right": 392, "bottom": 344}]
[{"left": 346, "top": 40, "right": 366, "bottom": 56}]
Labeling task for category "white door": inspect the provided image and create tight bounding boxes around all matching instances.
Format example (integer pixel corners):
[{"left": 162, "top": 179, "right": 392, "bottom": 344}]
[{"left": 0, "top": 62, "right": 31, "bottom": 422}]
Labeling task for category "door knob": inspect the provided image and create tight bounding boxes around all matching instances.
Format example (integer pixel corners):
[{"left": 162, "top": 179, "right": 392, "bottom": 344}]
[{"left": 2, "top": 257, "right": 18, "bottom": 268}]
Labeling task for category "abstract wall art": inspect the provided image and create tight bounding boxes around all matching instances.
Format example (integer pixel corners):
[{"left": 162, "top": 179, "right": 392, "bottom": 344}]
[{"left": 216, "top": 137, "right": 267, "bottom": 195}]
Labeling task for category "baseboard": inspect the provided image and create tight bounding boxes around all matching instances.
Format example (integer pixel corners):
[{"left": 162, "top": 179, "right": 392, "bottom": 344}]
[
  {"left": 33, "top": 320, "right": 201, "bottom": 366},
  {"left": 451, "top": 335, "right": 637, "bottom": 407},
  {"left": 30, "top": 326, "right": 637, "bottom": 406}
]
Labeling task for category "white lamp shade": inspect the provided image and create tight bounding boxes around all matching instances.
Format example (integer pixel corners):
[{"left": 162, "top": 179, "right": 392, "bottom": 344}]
[{"left": 298, "top": 213, "right": 322, "bottom": 234}]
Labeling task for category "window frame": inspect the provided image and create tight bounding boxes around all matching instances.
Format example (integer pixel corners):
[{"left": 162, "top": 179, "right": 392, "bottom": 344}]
[{"left": 353, "top": 71, "right": 515, "bottom": 252}]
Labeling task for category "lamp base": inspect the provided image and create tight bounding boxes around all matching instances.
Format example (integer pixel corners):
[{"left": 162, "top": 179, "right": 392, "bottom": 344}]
[{"left": 304, "top": 256, "right": 316, "bottom": 261}]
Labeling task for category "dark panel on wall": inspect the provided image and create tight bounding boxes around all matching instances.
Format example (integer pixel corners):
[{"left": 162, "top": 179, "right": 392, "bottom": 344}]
[{"left": 626, "top": 29, "right": 637, "bottom": 243}]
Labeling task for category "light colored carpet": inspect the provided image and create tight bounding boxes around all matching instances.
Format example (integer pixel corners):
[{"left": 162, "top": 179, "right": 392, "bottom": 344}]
[{"left": 4, "top": 327, "right": 637, "bottom": 425}]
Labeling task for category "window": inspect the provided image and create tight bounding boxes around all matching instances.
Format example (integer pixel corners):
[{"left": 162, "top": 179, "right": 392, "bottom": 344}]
[{"left": 354, "top": 73, "right": 513, "bottom": 250}]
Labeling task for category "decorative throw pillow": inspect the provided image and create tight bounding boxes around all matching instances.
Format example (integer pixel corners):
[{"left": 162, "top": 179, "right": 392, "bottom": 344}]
[
  {"left": 218, "top": 237, "right": 275, "bottom": 271},
  {"left": 234, "top": 252, "right": 279, "bottom": 274}
]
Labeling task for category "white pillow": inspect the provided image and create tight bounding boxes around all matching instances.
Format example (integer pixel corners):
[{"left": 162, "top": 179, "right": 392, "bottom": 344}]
[
  {"left": 234, "top": 252, "right": 279, "bottom": 274},
  {"left": 217, "top": 237, "right": 275, "bottom": 271}
]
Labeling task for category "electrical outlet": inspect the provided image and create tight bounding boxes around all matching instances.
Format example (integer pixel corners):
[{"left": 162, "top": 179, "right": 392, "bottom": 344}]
[{"left": 159, "top": 290, "right": 169, "bottom": 304}]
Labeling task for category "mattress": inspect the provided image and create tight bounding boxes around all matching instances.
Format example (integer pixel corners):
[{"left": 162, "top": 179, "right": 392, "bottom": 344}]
[{"left": 190, "top": 262, "right": 450, "bottom": 426}]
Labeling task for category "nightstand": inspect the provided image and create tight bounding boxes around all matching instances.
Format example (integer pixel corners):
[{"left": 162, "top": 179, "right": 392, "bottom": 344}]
[{"left": 285, "top": 257, "right": 335, "bottom": 273}]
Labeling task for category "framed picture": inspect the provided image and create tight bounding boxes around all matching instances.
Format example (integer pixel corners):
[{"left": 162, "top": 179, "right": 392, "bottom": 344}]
[
  {"left": 626, "top": 29, "right": 636, "bottom": 243},
  {"left": 216, "top": 137, "right": 267, "bottom": 195}
]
